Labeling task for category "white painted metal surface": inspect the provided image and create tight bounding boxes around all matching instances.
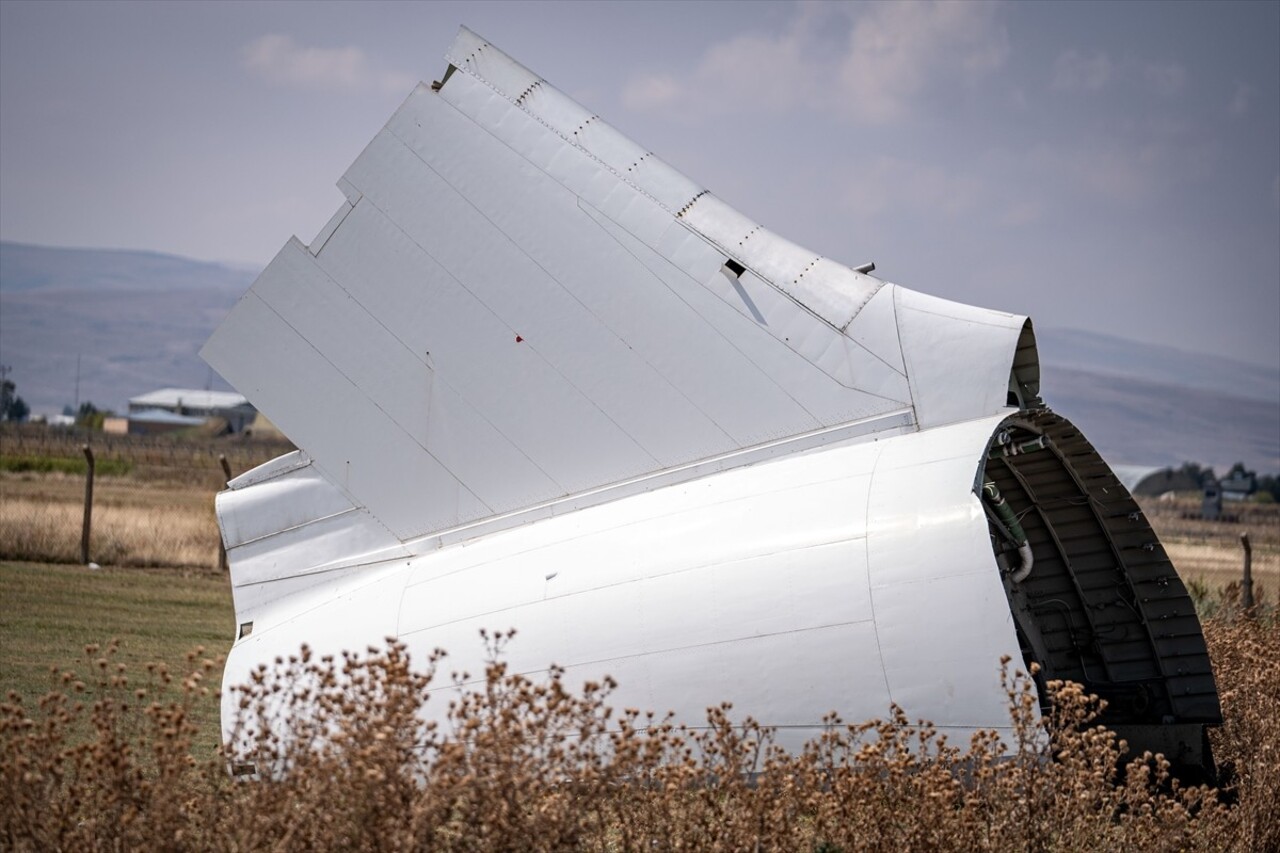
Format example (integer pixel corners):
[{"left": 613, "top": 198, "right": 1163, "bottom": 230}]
[
  {"left": 202, "top": 26, "right": 1031, "bottom": 541},
  {"left": 128, "top": 388, "right": 249, "bottom": 410},
  {"left": 222, "top": 411, "right": 1020, "bottom": 756},
  {"left": 204, "top": 27, "right": 1046, "bottom": 753}
]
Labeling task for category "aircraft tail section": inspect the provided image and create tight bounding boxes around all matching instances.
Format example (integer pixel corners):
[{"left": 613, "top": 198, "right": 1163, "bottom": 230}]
[{"left": 201, "top": 24, "right": 1039, "bottom": 550}]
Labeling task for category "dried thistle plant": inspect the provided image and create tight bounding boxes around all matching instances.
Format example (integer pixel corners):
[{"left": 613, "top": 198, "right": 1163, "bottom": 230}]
[{"left": 2, "top": 615, "right": 1275, "bottom": 852}]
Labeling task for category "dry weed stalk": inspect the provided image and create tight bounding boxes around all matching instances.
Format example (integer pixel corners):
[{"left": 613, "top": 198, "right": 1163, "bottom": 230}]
[
  {"left": 1203, "top": 616, "right": 1280, "bottom": 853},
  {"left": 3, "top": 618, "right": 1275, "bottom": 851}
]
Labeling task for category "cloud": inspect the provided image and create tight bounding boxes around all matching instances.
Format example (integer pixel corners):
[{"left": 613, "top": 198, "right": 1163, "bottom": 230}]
[
  {"left": 1053, "top": 55, "right": 1189, "bottom": 100},
  {"left": 621, "top": 1, "right": 1009, "bottom": 124},
  {"left": 848, "top": 156, "right": 983, "bottom": 219},
  {"left": 838, "top": 155, "right": 1042, "bottom": 230},
  {"left": 1051, "top": 50, "right": 1111, "bottom": 92},
  {"left": 837, "top": 1, "right": 1009, "bottom": 123},
  {"left": 1228, "top": 81, "right": 1252, "bottom": 117},
  {"left": 623, "top": 5, "right": 833, "bottom": 115},
  {"left": 1024, "top": 133, "right": 1217, "bottom": 207},
  {"left": 998, "top": 199, "right": 1044, "bottom": 228},
  {"left": 1142, "top": 62, "right": 1186, "bottom": 97},
  {"left": 242, "top": 34, "right": 415, "bottom": 95},
  {"left": 621, "top": 73, "right": 683, "bottom": 111}
]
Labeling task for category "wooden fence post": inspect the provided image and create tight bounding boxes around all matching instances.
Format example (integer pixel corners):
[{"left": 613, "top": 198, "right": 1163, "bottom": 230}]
[
  {"left": 218, "top": 455, "right": 232, "bottom": 572},
  {"left": 80, "top": 444, "right": 94, "bottom": 564},
  {"left": 1240, "top": 532, "right": 1254, "bottom": 612}
]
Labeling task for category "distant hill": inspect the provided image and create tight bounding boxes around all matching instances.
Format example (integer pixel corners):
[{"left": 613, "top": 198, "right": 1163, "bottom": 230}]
[
  {"left": 0, "top": 241, "right": 255, "bottom": 294},
  {"left": 1036, "top": 326, "right": 1279, "bottom": 473},
  {"left": 0, "top": 241, "right": 250, "bottom": 416},
  {"left": 1035, "top": 326, "right": 1279, "bottom": 408},
  {"left": 1, "top": 240, "right": 1276, "bottom": 472},
  {"left": 1041, "top": 365, "right": 1278, "bottom": 474}
]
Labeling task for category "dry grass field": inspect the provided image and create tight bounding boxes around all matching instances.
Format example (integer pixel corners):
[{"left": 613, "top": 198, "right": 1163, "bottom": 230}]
[
  {"left": 0, "top": 425, "right": 289, "bottom": 569},
  {"left": 1140, "top": 495, "right": 1280, "bottom": 605},
  {"left": 2, "top": 428, "right": 1277, "bottom": 849},
  {"left": 0, "top": 473, "right": 222, "bottom": 568}
]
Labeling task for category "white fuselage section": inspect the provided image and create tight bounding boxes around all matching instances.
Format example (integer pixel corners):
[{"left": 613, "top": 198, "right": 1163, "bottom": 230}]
[{"left": 221, "top": 412, "right": 1022, "bottom": 753}]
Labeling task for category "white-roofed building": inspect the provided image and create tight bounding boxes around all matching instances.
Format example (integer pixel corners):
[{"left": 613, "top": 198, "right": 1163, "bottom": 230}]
[{"left": 127, "top": 388, "right": 256, "bottom": 433}]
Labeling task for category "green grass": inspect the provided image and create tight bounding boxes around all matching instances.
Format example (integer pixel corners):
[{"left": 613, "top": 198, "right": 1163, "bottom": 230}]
[
  {"left": 0, "top": 561, "right": 233, "bottom": 755},
  {"left": 0, "top": 454, "right": 132, "bottom": 476}
]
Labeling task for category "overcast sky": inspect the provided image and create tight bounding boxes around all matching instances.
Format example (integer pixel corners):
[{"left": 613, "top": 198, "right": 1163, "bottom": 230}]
[{"left": 2, "top": 0, "right": 1277, "bottom": 369}]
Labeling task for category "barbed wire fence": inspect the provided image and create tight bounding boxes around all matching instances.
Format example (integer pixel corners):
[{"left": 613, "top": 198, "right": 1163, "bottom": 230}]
[
  {"left": 1, "top": 423, "right": 293, "bottom": 570},
  {"left": 1, "top": 424, "right": 1277, "bottom": 605}
]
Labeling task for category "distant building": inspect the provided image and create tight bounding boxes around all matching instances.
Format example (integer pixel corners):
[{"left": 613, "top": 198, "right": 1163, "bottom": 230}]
[
  {"left": 126, "top": 388, "right": 256, "bottom": 433},
  {"left": 1219, "top": 472, "right": 1256, "bottom": 501},
  {"left": 126, "top": 408, "right": 208, "bottom": 436},
  {"left": 1201, "top": 477, "right": 1223, "bottom": 521}
]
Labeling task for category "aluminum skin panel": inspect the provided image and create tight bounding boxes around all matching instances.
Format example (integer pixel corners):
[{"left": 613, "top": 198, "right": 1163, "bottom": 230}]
[
  {"left": 446, "top": 28, "right": 704, "bottom": 218},
  {"left": 445, "top": 27, "right": 881, "bottom": 337},
  {"left": 444, "top": 27, "right": 540, "bottom": 103},
  {"left": 219, "top": 412, "right": 1023, "bottom": 756},
  {"left": 226, "top": 513, "right": 405, "bottom": 624},
  {"left": 413, "top": 78, "right": 825, "bottom": 431},
  {"left": 867, "top": 413, "right": 1018, "bottom": 728},
  {"left": 203, "top": 247, "right": 491, "bottom": 539},
  {"left": 894, "top": 287, "right": 1027, "bottom": 429},
  {"left": 842, "top": 283, "right": 907, "bottom": 376},
  {"left": 308, "top": 200, "right": 353, "bottom": 257},
  {"left": 633, "top": 622, "right": 887, "bottom": 755},
  {"left": 432, "top": 27, "right": 1034, "bottom": 428},
  {"left": 579, "top": 204, "right": 911, "bottom": 405},
  {"left": 207, "top": 25, "right": 1054, "bottom": 761},
  {"left": 681, "top": 194, "right": 879, "bottom": 331},
  {"left": 434, "top": 70, "right": 897, "bottom": 398},
  {"left": 218, "top": 463, "right": 357, "bottom": 548},
  {"left": 440, "top": 70, "right": 911, "bottom": 402},
  {"left": 216, "top": 456, "right": 405, "bottom": 623},
  {"left": 339, "top": 121, "right": 812, "bottom": 454},
  {"left": 312, "top": 198, "right": 660, "bottom": 496},
  {"left": 226, "top": 449, "right": 310, "bottom": 490}
]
